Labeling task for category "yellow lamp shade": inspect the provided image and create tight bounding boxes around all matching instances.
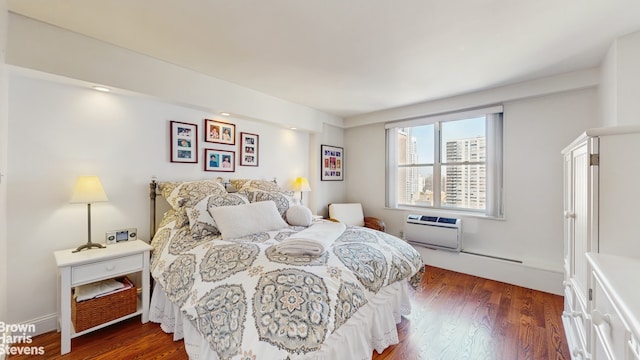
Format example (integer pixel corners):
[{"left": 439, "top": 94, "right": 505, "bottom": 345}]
[
  {"left": 292, "top": 177, "right": 311, "bottom": 192},
  {"left": 70, "top": 176, "right": 109, "bottom": 204}
]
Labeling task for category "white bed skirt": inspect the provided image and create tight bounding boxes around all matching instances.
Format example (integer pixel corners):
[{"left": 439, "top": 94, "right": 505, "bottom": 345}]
[{"left": 150, "top": 280, "right": 412, "bottom": 360}]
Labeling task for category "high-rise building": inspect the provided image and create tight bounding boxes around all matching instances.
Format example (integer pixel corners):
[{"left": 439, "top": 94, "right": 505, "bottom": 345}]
[
  {"left": 444, "top": 137, "right": 486, "bottom": 209},
  {"left": 398, "top": 128, "right": 419, "bottom": 204},
  {"left": 397, "top": 128, "right": 485, "bottom": 209}
]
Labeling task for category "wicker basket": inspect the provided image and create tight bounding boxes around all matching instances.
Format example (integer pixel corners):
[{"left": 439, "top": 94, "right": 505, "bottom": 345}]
[{"left": 71, "top": 277, "right": 137, "bottom": 332}]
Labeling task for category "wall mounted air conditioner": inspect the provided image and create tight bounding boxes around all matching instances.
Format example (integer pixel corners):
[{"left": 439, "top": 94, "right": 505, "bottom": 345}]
[{"left": 404, "top": 215, "right": 462, "bottom": 252}]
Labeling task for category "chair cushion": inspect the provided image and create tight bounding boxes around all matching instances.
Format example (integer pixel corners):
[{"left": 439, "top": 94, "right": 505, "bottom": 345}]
[{"left": 329, "top": 203, "right": 365, "bottom": 227}]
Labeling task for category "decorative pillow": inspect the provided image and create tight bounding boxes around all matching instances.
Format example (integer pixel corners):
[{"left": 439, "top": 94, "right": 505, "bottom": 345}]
[
  {"left": 286, "top": 205, "right": 313, "bottom": 226},
  {"left": 159, "top": 179, "right": 227, "bottom": 209},
  {"left": 245, "top": 189, "right": 300, "bottom": 219},
  {"left": 150, "top": 208, "right": 187, "bottom": 267},
  {"left": 186, "top": 193, "right": 249, "bottom": 239},
  {"left": 230, "top": 179, "right": 281, "bottom": 192},
  {"left": 209, "top": 201, "right": 288, "bottom": 239},
  {"left": 158, "top": 207, "right": 189, "bottom": 229}
]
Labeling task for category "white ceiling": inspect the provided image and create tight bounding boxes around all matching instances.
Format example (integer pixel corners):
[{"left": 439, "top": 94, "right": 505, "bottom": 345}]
[{"left": 7, "top": 0, "right": 640, "bottom": 118}]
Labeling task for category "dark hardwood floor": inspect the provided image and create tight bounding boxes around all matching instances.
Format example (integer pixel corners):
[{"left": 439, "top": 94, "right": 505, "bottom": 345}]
[
  {"left": 374, "top": 266, "right": 569, "bottom": 360},
  {"left": 9, "top": 266, "right": 569, "bottom": 360}
]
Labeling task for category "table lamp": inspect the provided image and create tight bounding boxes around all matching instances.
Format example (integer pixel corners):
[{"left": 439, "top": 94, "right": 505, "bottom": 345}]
[
  {"left": 292, "top": 177, "right": 311, "bottom": 204},
  {"left": 70, "top": 176, "right": 109, "bottom": 252}
]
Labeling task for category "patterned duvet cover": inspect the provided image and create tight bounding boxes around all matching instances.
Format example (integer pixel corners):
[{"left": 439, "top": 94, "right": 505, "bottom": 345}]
[{"left": 150, "top": 209, "right": 424, "bottom": 359}]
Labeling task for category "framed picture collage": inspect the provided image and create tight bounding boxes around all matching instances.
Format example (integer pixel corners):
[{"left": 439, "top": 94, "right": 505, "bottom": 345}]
[{"left": 169, "top": 118, "right": 259, "bottom": 172}]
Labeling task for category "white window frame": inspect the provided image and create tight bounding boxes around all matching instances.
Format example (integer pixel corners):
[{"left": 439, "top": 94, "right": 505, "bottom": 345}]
[{"left": 385, "top": 105, "right": 504, "bottom": 218}]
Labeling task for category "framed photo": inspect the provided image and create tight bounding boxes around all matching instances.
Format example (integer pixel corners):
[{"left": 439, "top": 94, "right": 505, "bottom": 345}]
[
  {"left": 205, "top": 119, "right": 236, "bottom": 145},
  {"left": 204, "top": 149, "right": 235, "bottom": 172},
  {"left": 320, "top": 144, "right": 344, "bottom": 181},
  {"left": 240, "top": 132, "right": 259, "bottom": 166},
  {"left": 170, "top": 121, "right": 198, "bottom": 163}
]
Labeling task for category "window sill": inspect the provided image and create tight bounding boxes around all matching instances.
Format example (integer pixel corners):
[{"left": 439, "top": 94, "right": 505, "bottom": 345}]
[{"left": 385, "top": 205, "right": 505, "bottom": 221}]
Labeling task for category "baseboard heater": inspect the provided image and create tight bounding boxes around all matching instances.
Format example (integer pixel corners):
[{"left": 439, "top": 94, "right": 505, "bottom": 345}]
[{"left": 404, "top": 214, "right": 462, "bottom": 252}]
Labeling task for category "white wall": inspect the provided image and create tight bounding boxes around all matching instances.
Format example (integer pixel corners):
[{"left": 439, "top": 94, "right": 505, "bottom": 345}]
[
  {"left": 6, "top": 72, "right": 314, "bottom": 332},
  {"left": 0, "top": 0, "right": 9, "bottom": 327},
  {"left": 345, "top": 84, "right": 599, "bottom": 294},
  {"left": 616, "top": 31, "right": 640, "bottom": 126},
  {"left": 345, "top": 68, "right": 599, "bottom": 127},
  {"left": 599, "top": 30, "right": 640, "bottom": 127},
  {"left": 309, "top": 123, "right": 345, "bottom": 217},
  {"left": 599, "top": 40, "right": 617, "bottom": 127},
  {"left": 344, "top": 123, "right": 386, "bottom": 219},
  {"left": 6, "top": 13, "right": 342, "bottom": 133}
]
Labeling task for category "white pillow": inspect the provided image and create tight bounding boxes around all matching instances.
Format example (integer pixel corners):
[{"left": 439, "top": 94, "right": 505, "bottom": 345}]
[
  {"left": 185, "top": 193, "right": 249, "bottom": 239},
  {"left": 210, "top": 201, "right": 288, "bottom": 239},
  {"left": 286, "top": 205, "right": 313, "bottom": 226}
]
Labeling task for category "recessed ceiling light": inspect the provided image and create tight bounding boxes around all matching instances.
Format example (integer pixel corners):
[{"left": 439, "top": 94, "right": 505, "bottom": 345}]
[
  {"left": 220, "top": 112, "right": 230, "bottom": 116},
  {"left": 290, "top": 127, "right": 297, "bottom": 130},
  {"left": 92, "top": 86, "right": 111, "bottom": 92}
]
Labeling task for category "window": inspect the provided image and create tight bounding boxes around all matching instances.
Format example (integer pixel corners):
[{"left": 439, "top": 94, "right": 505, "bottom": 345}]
[{"left": 386, "top": 106, "right": 504, "bottom": 217}]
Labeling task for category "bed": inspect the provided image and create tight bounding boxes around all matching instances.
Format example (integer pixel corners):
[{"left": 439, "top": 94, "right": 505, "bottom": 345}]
[{"left": 148, "top": 179, "right": 424, "bottom": 360}]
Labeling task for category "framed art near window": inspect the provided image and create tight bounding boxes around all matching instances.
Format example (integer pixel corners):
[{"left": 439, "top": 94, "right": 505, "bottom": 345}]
[
  {"left": 240, "top": 132, "right": 259, "bottom": 166},
  {"left": 170, "top": 121, "right": 198, "bottom": 163},
  {"left": 321, "top": 144, "right": 343, "bottom": 181},
  {"left": 205, "top": 119, "right": 235, "bottom": 145},
  {"left": 204, "top": 149, "right": 235, "bottom": 172}
]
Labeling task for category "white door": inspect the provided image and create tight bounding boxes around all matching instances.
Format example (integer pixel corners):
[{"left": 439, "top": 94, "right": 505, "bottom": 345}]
[
  {"left": 565, "top": 135, "right": 598, "bottom": 310},
  {"left": 571, "top": 141, "right": 590, "bottom": 306},
  {"left": 563, "top": 150, "right": 574, "bottom": 279}
]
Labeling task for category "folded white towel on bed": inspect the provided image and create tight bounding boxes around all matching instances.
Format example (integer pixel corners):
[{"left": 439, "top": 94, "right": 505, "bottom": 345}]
[{"left": 276, "top": 221, "right": 346, "bottom": 256}]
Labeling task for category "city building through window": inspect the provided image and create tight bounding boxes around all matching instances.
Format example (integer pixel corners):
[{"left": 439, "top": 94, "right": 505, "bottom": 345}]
[{"left": 385, "top": 105, "right": 504, "bottom": 218}]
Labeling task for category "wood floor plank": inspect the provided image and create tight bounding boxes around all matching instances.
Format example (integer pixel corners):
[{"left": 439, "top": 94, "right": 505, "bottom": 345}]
[{"left": 8, "top": 266, "right": 569, "bottom": 360}]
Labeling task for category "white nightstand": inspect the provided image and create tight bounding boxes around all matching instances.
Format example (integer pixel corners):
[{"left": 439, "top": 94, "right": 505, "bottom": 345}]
[{"left": 53, "top": 240, "right": 153, "bottom": 355}]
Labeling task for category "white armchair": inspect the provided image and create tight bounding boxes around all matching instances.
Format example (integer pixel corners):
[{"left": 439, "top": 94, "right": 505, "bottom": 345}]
[{"left": 328, "top": 203, "right": 386, "bottom": 232}]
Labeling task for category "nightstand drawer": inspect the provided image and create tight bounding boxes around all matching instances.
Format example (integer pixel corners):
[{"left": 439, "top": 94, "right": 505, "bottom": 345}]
[{"left": 72, "top": 254, "right": 144, "bottom": 285}]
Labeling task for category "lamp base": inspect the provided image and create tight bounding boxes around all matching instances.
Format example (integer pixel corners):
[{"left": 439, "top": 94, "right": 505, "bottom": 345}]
[{"left": 72, "top": 241, "right": 105, "bottom": 253}]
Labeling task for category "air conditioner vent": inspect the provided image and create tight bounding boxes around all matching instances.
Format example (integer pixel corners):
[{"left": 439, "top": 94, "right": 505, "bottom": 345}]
[{"left": 404, "top": 215, "right": 462, "bottom": 252}]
